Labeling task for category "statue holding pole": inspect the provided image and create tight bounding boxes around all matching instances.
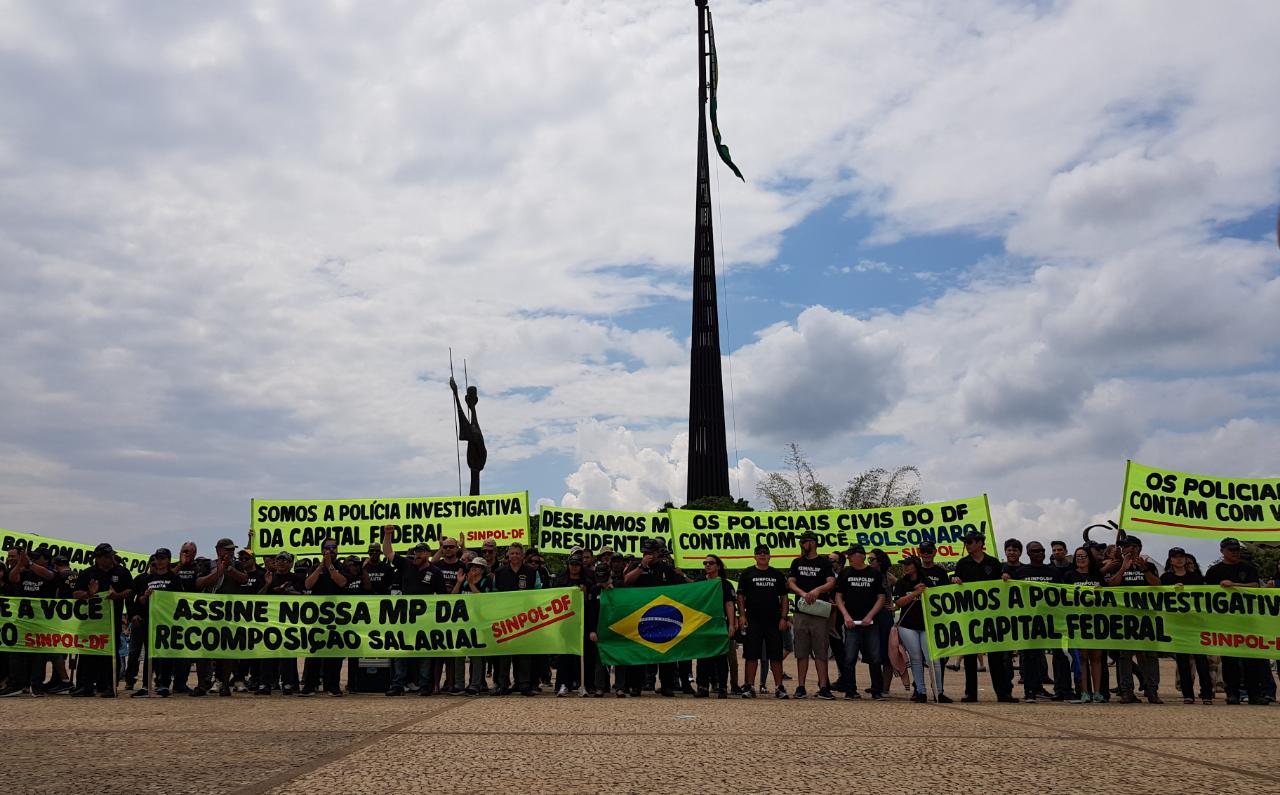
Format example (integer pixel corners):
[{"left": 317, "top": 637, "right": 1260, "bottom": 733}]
[{"left": 449, "top": 373, "right": 487, "bottom": 496}]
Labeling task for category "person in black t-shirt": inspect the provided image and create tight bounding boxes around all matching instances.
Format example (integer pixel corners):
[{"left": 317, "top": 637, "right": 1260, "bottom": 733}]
[
  {"left": 693, "top": 554, "right": 736, "bottom": 699},
  {"left": 0, "top": 546, "right": 56, "bottom": 697},
  {"left": 1013, "top": 542, "right": 1057, "bottom": 702},
  {"left": 382, "top": 526, "right": 437, "bottom": 696},
  {"left": 131, "top": 548, "right": 182, "bottom": 697},
  {"left": 951, "top": 531, "right": 1014, "bottom": 702},
  {"left": 1160, "top": 547, "right": 1213, "bottom": 704},
  {"left": 493, "top": 543, "right": 540, "bottom": 696},
  {"left": 70, "top": 543, "right": 134, "bottom": 697},
  {"left": 363, "top": 543, "right": 393, "bottom": 595},
  {"left": 1106, "top": 536, "right": 1161, "bottom": 703},
  {"left": 736, "top": 545, "right": 790, "bottom": 698},
  {"left": 432, "top": 537, "right": 468, "bottom": 695},
  {"left": 259, "top": 552, "right": 301, "bottom": 695},
  {"left": 299, "top": 539, "right": 347, "bottom": 697},
  {"left": 787, "top": 531, "right": 837, "bottom": 700},
  {"left": 835, "top": 544, "right": 885, "bottom": 700},
  {"left": 1205, "top": 537, "right": 1268, "bottom": 705},
  {"left": 892, "top": 556, "right": 938, "bottom": 703},
  {"left": 621, "top": 540, "right": 684, "bottom": 697},
  {"left": 553, "top": 554, "right": 592, "bottom": 696},
  {"left": 1060, "top": 546, "right": 1105, "bottom": 703},
  {"left": 1001, "top": 538, "right": 1023, "bottom": 577}
]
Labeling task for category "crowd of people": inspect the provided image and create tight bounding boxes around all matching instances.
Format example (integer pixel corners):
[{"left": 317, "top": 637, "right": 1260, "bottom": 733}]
[{"left": 2, "top": 525, "right": 1278, "bottom": 705}]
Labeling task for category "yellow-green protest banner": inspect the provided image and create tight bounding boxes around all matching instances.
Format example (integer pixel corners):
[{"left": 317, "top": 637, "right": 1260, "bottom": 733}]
[
  {"left": 1119, "top": 460, "right": 1280, "bottom": 540},
  {"left": 251, "top": 492, "right": 530, "bottom": 558},
  {"left": 1, "top": 527, "right": 150, "bottom": 575},
  {"left": 668, "top": 496, "right": 997, "bottom": 568},
  {"left": 925, "top": 581, "right": 1280, "bottom": 660},
  {"left": 0, "top": 595, "right": 116, "bottom": 656},
  {"left": 148, "top": 587, "right": 582, "bottom": 659},
  {"left": 537, "top": 506, "right": 671, "bottom": 556}
]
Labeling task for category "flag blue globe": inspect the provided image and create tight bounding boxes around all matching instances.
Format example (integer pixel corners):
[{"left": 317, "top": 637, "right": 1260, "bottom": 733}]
[{"left": 637, "top": 604, "right": 684, "bottom": 644}]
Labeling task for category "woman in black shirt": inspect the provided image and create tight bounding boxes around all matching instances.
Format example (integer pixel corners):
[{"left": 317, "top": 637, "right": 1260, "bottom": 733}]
[
  {"left": 1161, "top": 547, "right": 1213, "bottom": 704},
  {"left": 892, "top": 556, "right": 943, "bottom": 703},
  {"left": 1061, "top": 547, "right": 1104, "bottom": 703},
  {"left": 695, "top": 554, "right": 736, "bottom": 699}
]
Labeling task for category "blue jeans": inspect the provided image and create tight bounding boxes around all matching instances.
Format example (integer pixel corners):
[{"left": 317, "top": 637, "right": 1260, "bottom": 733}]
[
  {"left": 897, "top": 626, "right": 941, "bottom": 696},
  {"left": 842, "top": 625, "right": 881, "bottom": 696},
  {"left": 392, "top": 657, "right": 431, "bottom": 690}
]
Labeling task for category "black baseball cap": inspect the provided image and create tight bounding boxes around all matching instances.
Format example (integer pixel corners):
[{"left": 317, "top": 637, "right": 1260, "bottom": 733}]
[
  {"left": 53, "top": 555, "right": 69, "bottom": 566},
  {"left": 93, "top": 543, "right": 115, "bottom": 557},
  {"left": 900, "top": 555, "right": 922, "bottom": 568},
  {"left": 918, "top": 541, "right": 937, "bottom": 553},
  {"left": 411, "top": 542, "right": 430, "bottom": 553},
  {"left": 29, "top": 546, "right": 51, "bottom": 560},
  {"left": 154, "top": 548, "right": 172, "bottom": 559},
  {"left": 845, "top": 544, "right": 866, "bottom": 555},
  {"left": 1220, "top": 537, "right": 1243, "bottom": 550},
  {"left": 215, "top": 538, "right": 236, "bottom": 550},
  {"left": 1167, "top": 547, "right": 1187, "bottom": 556},
  {"left": 1119, "top": 536, "right": 1142, "bottom": 547},
  {"left": 799, "top": 531, "right": 818, "bottom": 543}
]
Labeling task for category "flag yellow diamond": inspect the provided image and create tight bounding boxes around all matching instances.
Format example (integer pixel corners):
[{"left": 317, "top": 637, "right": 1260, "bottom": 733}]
[{"left": 608, "top": 594, "right": 712, "bottom": 655}]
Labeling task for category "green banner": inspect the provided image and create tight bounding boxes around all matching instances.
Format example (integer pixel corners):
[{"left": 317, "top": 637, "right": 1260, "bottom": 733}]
[
  {"left": 1119, "top": 460, "right": 1280, "bottom": 540},
  {"left": 251, "top": 492, "right": 530, "bottom": 558},
  {"left": 1, "top": 527, "right": 149, "bottom": 575},
  {"left": 148, "top": 587, "right": 581, "bottom": 659},
  {"left": 597, "top": 579, "right": 730, "bottom": 665},
  {"left": 925, "top": 581, "right": 1280, "bottom": 660},
  {"left": 537, "top": 506, "right": 671, "bottom": 555},
  {"left": 0, "top": 595, "right": 116, "bottom": 656},
  {"left": 668, "top": 496, "right": 996, "bottom": 568}
]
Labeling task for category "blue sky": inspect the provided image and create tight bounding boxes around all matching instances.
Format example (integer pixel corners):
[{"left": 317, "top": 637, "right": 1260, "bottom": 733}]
[{"left": 0, "top": 1, "right": 1278, "bottom": 565}]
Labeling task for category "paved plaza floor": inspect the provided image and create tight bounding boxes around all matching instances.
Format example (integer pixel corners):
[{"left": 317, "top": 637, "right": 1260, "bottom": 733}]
[{"left": 3, "top": 659, "right": 1276, "bottom": 794}]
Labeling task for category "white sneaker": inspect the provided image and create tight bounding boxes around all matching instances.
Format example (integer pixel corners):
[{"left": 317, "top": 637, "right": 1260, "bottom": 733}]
[
  {"left": 556, "top": 684, "right": 569, "bottom": 698},
  {"left": 405, "top": 683, "right": 420, "bottom": 692}
]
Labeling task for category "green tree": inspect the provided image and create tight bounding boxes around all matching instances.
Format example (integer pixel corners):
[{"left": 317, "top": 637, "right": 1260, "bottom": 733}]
[{"left": 756, "top": 444, "right": 922, "bottom": 511}]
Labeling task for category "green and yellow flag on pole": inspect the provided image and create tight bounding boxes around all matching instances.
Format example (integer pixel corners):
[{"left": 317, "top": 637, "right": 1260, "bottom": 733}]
[
  {"left": 597, "top": 579, "right": 730, "bottom": 665},
  {"left": 707, "top": 8, "right": 744, "bottom": 181}
]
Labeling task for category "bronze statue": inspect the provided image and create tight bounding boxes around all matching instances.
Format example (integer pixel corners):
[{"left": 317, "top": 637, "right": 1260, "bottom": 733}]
[{"left": 450, "top": 376, "right": 487, "bottom": 495}]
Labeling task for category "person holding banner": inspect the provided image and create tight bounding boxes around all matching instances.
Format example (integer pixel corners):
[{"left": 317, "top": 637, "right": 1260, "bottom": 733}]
[
  {"left": 553, "top": 552, "right": 591, "bottom": 696},
  {"left": 1, "top": 545, "right": 55, "bottom": 697},
  {"left": 382, "top": 526, "right": 439, "bottom": 697},
  {"left": 787, "top": 531, "right": 837, "bottom": 701},
  {"left": 1061, "top": 546, "right": 1105, "bottom": 703},
  {"left": 258, "top": 552, "right": 302, "bottom": 695},
  {"left": 1012, "top": 542, "right": 1057, "bottom": 702},
  {"left": 1160, "top": 547, "right": 1214, "bottom": 704},
  {"left": 131, "top": 548, "right": 182, "bottom": 697},
  {"left": 951, "top": 531, "right": 1014, "bottom": 703},
  {"left": 1204, "top": 538, "right": 1268, "bottom": 705},
  {"left": 300, "top": 539, "right": 347, "bottom": 697},
  {"left": 493, "top": 542, "right": 540, "bottom": 697},
  {"left": 70, "top": 543, "right": 133, "bottom": 697},
  {"left": 433, "top": 538, "right": 468, "bottom": 696},
  {"left": 891, "top": 555, "right": 939, "bottom": 703},
  {"left": 455, "top": 555, "right": 495, "bottom": 696},
  {"left": 1105, "top": 536, "right": 1162, "bottom": 704}
]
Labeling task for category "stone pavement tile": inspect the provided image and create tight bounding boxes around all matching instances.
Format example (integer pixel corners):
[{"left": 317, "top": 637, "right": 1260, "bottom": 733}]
[
  {"left": 260, "top": 733, "right": 1256, "bottom": 795},
  {"left": 946, "top": 700, "right": 1280, "bottom": 740},
  {"left": 410, "top": 695, "right": 1073, "bottom": 738},
  {"left": 1125, "top": 739, "right": 1280, "bottom": 782}
]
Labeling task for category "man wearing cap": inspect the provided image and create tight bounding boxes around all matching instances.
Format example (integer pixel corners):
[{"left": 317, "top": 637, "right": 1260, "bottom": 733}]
[
  {"left": 1, "top": 546, "right": 56, "bottom": 697},
  {"left": 834, "top": 544, "right": 885, "bottom": 701},
  {"left": 382, "top": 525, "right": 437, "bottom": 696},
  {"left": 70, "top": 543, "right": 134, "bottom": 697},
  {"left": 130, "top": 548, "right": 182, "bottom": 697},
  {"left": 1104, "top": 535, "right": 1162, "bottom": 703},
  {"left": 493, "top": 543, "right": 541, "bottom": 696},
  {"left": 196, "top": 538, "right": 249, "bottom": 696},
  {"left": 363, "top": 543, "right": 393, "bottom": 596},
  {"left": 736, "top": 545, "right": 790, "bottom": 699},
  {"left": 1013, "top": 542, "right": 1058, "bottom": 702},
  {"left": 787, "top": 530, "right": 837, "bottom": 700},
  {"left": 621, "top": 539, "right": 684, "bottom": 697},
  {"left": 299, "top": 538, "right": 348, "bottom": 697},
  {"left": 553, "top": 552, "right": 592, "bottom": 696},
  {"left": 261, "top": 552, "right": 302, "bottom": 695},
  {"left": 1206, "top": 538, "right": 1268, "bottom": 705},
  {"left": 234, "top": 548, "right": 273, "bottom": 693},
  {"left": 951, "top": 531, "right": 1014, "bottom": 703},
  {"left": 454, "top": 555, "right": 494, "bottom": 695}
]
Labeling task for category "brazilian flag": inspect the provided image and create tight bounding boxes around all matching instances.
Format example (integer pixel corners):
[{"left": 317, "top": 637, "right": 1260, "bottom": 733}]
[{"left": 597, "top": 579, "right": 730, "bottom": 665}]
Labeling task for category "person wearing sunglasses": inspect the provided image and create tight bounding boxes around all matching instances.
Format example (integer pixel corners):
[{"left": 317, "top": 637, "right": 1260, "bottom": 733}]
[
  {"left": 381, "top": 525, "right": 439, "bottom": 696},
  {"left": 432, "top": 537, "right": 467, "bottom": 695},
  {"left": 693, "top": 555, "right": 735, "bottom": 699}
]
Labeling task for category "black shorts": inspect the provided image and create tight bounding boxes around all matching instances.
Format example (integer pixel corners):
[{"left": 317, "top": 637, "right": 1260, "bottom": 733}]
[{"left": 744, "top": 616, "right": 783, "bottom": 661}]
